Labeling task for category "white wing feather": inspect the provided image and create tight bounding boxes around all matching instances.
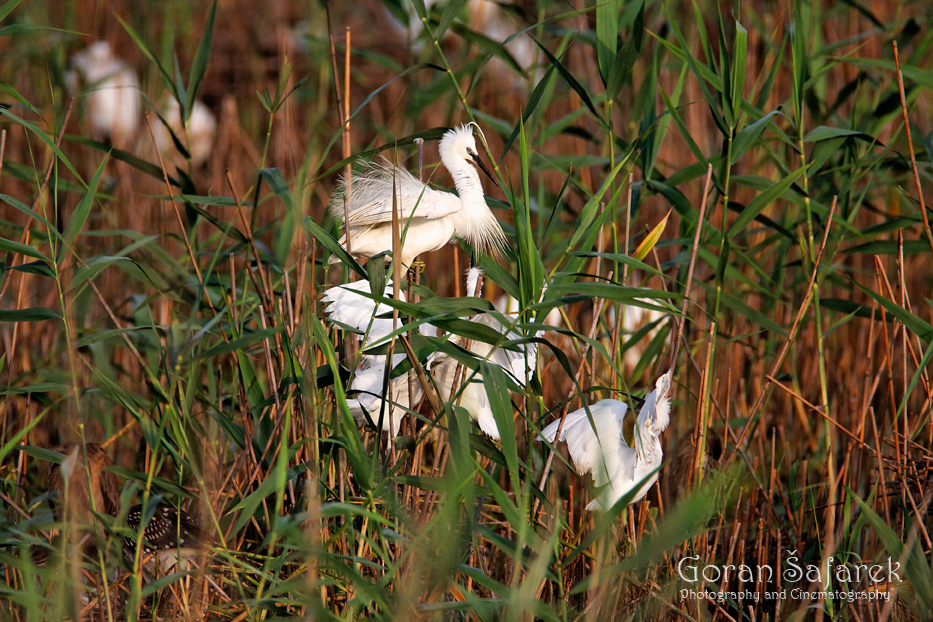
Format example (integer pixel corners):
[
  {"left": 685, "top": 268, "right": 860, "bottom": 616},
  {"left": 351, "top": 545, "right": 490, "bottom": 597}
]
[
  {"left": 428, "top": 353, "right": 500, "bottom": 440},
  {"left": 540, "top": 399, "right": 629, "bottom": 486},
  {"left": 330, "top": 159, "right": 465, "bottom": 227},
  {"left": 321, "top": 280, "right": 405, "bottom": 346}
]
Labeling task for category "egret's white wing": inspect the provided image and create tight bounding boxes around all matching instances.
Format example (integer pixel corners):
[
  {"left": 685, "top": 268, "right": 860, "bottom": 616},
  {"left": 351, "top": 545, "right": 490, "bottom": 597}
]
[
  {"left": 463, "top": 379, "right": 499, "bottom": 440},
  {"left": 568, "top": 401, "right": 628, "bottom": 488},
  {"left": 540, "top": 399, "right": 629, "bottom": 486},
  {"left": 322, "top": 280, "right": 405, "bottom": 346},
  {"left": 633, "top": 370, "right": 673, "bottom": 464},
  {"left": 637, "top": 370, "right": 672, "bottom": 434},
  {"left": 331, "top": 159, "right": 465, "bottom": 227}
]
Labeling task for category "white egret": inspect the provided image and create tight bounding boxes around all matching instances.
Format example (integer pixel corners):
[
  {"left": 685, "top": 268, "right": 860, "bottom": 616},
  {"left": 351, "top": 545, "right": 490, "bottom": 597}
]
[
  {"left": 427, "top": 312, "right": 536, "bottom": 440},
  {"left": 69, "top": 42, "right": 141, "bottom": 144},
  {"left": 153, "top": 96, "right": 218, "bottom": 168},
  {"left": 328, "top": 123, "right": 506, "bottom": 267},
  {"left": 539, "top": 370, "right": 672, "bottom": 511},
  {"left": 322, "top": 280, "right": 428, "bottom": 435}
]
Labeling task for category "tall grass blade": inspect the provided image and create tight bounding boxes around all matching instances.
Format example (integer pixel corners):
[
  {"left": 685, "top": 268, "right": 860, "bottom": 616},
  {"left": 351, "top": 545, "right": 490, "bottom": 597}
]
[{"left": 185, "top": 0, "right": 217, "bottom": 120}]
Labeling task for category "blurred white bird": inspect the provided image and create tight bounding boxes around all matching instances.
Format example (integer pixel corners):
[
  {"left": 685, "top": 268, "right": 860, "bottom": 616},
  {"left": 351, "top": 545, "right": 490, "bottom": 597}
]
[
  {"left": 540, "top": 371, "right": 673, "bottom": 511},
  {"left": 70, "top": 41, "right": 141, "bottom": 144},
  {"left": 153, "top": 96, "right": 218, "bottom": 168},
  {"left": 328, "top": 123, "right": 506, "bottom": 267},
  {"left": 322, "top": 280, "right": 428, "bottom": 435},
  {"left": 388, "top": 0, "right": 541, "bottom": 86},
  {"left": 609, "top": 287, "right": 667, "bottom": 372}
]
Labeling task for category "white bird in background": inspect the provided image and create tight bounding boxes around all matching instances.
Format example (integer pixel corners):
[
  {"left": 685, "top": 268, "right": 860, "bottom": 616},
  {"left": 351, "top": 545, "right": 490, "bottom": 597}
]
[
  {"left": 69, "top": 41, "right": 141, "bottom": 145},
  {"left": 389, "top": 0, "right": 541, "bottom": 87},
  {"left": 607, "top": 283, "right": 668, "bottom": 372},
  {"left": 328, "top": 123, "right": 506, "bottom": 267},
  {"left": 153, "top": 96, "right": 218, "bottom": 168},
  {"left": 539, "top": 370, "right": 673, "bottom": 511},
  {"left": 427, "top": 267, "right": 537, "bottom": 440},
  {"left": 322, "top": 280, "right": 427, "bottom": 435}
]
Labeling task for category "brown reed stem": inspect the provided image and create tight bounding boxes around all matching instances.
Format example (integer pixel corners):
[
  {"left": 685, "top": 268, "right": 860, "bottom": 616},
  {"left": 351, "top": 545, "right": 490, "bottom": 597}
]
[
  {"left": 669, "top": 163, "right": 713, "bottom": 369},
  {"left": 727, "top": 196, "right": 837, "bottom": 463},
  {"left": 893, "top": 41, "right": 933, "bottom": 257},
  {"left": 532, "top": 272, "right": 613, "bottom": 524}
]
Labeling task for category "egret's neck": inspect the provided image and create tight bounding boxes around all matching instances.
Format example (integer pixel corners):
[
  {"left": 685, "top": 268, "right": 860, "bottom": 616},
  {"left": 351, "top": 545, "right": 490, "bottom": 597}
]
[
  {"left": 444, "top": 157, "right": 487, "bottom": 204},
  {"left": 635, "top": 393, "right": 669, "bottom": 465},
  {"left": 442, "top": 155, "right": 504, "bottom": 254},
  {"left": 634, "top": 427, "right": 663, "bottom": 466}
]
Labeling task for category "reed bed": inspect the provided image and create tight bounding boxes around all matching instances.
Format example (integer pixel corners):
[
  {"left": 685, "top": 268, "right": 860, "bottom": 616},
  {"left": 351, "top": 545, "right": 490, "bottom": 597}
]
[{"left": 1, "top": 0, "right": 931, "bottom": 620}]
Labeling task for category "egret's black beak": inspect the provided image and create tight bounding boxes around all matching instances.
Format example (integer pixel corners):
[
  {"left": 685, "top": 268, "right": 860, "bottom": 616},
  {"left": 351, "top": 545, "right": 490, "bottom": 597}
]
[{"left": 468, "top": 149, "right": 499, "bottom": 188}]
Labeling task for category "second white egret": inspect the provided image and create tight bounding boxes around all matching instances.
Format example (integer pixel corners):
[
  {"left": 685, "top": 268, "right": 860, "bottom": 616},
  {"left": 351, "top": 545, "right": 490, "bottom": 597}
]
[
  {"left": 153, "top": 95, "right": 218, "bottom": 168},
  {"left": 69, "top": 41, "right": 141, "bottom": 144},
  {"left": 322, "top": 279, "right": 429, "bottom": 435},
  {"left": 539, "top": 371, "right": 673, "bottom": 511},
  {"left": 427, "top": 267, "right": 538, "bottom": 440},
  {"left": 428, "top": 311, "right": 537, "bottom": 440}
]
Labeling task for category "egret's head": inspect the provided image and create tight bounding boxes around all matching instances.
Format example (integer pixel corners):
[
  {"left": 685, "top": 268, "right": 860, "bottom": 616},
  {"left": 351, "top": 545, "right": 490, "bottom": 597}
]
[
  {"left": 439, "top": 123, "right": 498, "bottom": 186},
  {"left": 655, "top": 370, "right": 672, "bottom": 397},
  {"left": 86, "top": 41, "right": 114, "bottom": 62},
  {"left": 651, "top": 370, "right": 673, "bottom": 432},
  {"left": 73, "top": 41, "right": 113, "bottom": 75}
]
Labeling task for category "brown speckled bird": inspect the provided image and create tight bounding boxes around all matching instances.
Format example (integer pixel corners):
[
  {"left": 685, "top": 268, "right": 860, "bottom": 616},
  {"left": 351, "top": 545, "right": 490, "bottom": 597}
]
[
  {"left": 46, "top": 443, "right": 207, "bottom": 579},
  {"left": 123, "top": 503, "right": 206, "bottom": 579}
]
